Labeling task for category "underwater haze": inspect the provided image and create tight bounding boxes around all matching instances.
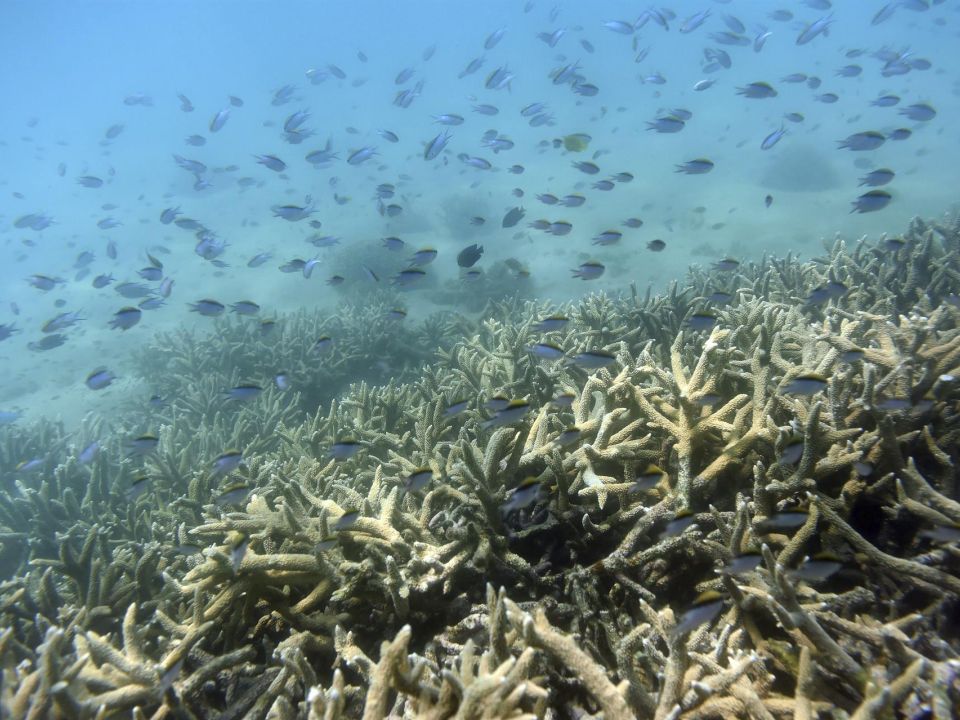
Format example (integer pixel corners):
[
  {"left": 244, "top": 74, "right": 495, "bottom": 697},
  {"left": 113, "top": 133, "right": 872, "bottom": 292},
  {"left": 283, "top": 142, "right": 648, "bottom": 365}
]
[
  {"left": 3, "top": 0, "right": 960, "bottom": 718},
  {"left": 1, "top": 0, "right": 958, "bottom": 422}
]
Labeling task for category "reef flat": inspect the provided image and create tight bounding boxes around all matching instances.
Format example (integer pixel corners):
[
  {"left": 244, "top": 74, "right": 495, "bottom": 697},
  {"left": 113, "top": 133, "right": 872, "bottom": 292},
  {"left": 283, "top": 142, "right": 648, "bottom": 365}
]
[{"left": 2, "top": 213, "right": 960, "bottom": 718}]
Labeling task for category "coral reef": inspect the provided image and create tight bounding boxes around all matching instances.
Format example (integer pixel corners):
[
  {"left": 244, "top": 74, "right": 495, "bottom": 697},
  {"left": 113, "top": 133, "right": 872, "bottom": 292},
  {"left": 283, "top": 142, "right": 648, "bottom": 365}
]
[{"left": 2, "top": 212, "right": 960, "bottom": 718}]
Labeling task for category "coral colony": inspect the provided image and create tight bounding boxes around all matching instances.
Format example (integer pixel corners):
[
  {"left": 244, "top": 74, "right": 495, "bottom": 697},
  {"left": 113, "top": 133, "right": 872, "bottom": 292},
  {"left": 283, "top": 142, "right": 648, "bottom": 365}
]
[{"left": 3, "top": 214, "right": 960, "bottom": 717}]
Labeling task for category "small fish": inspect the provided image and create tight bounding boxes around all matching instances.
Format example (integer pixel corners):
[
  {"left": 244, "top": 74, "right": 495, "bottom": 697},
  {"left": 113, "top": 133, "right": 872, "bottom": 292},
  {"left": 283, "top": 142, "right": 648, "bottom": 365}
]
[
  {"left": 592, "top": 230, "right": 622, "bottom": 246},
  {"left": 189, "top": 299, "right": 225, "bottom": 316},
  {"left": 255, "top": 154, "right": 286, "bottom": 172},
  {"left": 215, "top": 482, "right": 251, "bottom": 507},
  {"left": 42, "top": 311, "right": 83, "bottom": 333},
  {"left": 687, "top": 312, "right": 717, "bottom": 331},
  {"left": 755, "top": 510, "right": 809, "bottom": 533},
  {"left": 918, "top": 523, "right": 960, "bottom": 545},
  {"left": 228, "top": 533, "right": 248, "bottom": 573},
  {"left": 86, "top": 368, "right": 116, "bottom": 390},
  {"left": 662, "top": 509, "right": 698, "bottom": 538},
  {"left": 223, "top": 384, "right": 263, "bottom": 401},
  {"left": 410, "top": 248, "right": 438, "bottom": 266},
  {"left": 457, "top": 244, "right": 484, "bottom": 268},
  {"left": 424, "top": 131, "right": 452, "bottom": 161},
  {"left": 851, "top": 190, "right": 892, "bottom": 214},
  {"left": 722, "top": 552, "right": 764, "bottom": 576},
  {"left": 109, "top": 307, "right": 142, "bottom": 330},
  {"left": 761, "top": 126, "right": 786, "bottom": 150},
  {"left": 532, "top": 315, "right": 569, "bottom": 332},
  {"left": 172, "top": 544, "right": 202, "bottom": 556},
  {"left": 209, "top": 108, "right": 231, "bottom": 132},
  {"left": 787, "top": 553, "right": 843, "bottom": 583},
  {"left": 115, "top": 282, "right": 153, "bottom": 299},
  {"left": 783, "top": 374, "right": 828, "bottom": 395},
  {"left": 382, "top": 236, "right": 406, "bottom": 251},
  {"left": 552, "top": 391, "right": 576, "bottom": 407},
  {"left": 212, "top": 450, "right": 244, "bottom": 477},
  {"left": 859, "top": 169, "right": 895, "bottom": 187},
  {"left": 433, "top": 113, "right": 464, "bottom": 126},
  {"left": 248, "top": 252, "right": 272, "bottom": 268},
  {"left": 571, "top": 261, "right": 605, "bottom": 280},
  {"left": 347, "top": 146, "right": 378, "bottom": 165},
  {"left": 779, "top": 437, "right": 804, "bottom": 465},
  {"left": 444, "top": 399, "right": 470, "bottom": 417},
  {"left": 899, "top": 103, "right": 936, "bottom": 121},
  {"left": 838, "top": 131, "right": 886, "bottom": 151},
  {"left": 313, "top": 534, "right": 339, "bottom": 552},
  {"left": 555, "top": 426, "right": 582, "bottom": 446},
  {"left": 28, "top": 274, "right": 62, "bottom": 291},
  {"left": 528, "top": 342, "right": 566, "bottom": 360},
  {"left": 126, "top": 473, "right": 151, "bottom": 501},
  {"left": 676, "top": 159, "right": 714, "bottom": 174},
  {"left": 647, "top": 239, "right": 666, "bottom": 252},
  {"left": 329, "top": 440, "right": 362, "bottom": 460},
  {"left": 871, "top": 94, "right": 900, "bottom": 107},
  {"left": 230, "top": 301, "right": 260, "bottom": 316},
  {"left": 334, "top": 509, "right": 361, "bottom": 530},
  {"left": 572, "top": 161, "right": 600, "bottom": 175},
  {"left": 405, "top": 468, "right": 433, "bottom": 493},
  {"left": 484, "top": 399, "right": 531, "bottom": 428},
  {"left": 673, "top": 591, "right": 725, "bottom": 636},
  {"left": 571, "top": 350, "right": 617, "bottom": 370},
  {"left": 78, "top": 441, "right": 100, "bottom": 464},
  {"left": 127, "top": 433, "right": 160, "bottom": 456},
  {"left": 736, "top": 81, "right": 777, "bottom": 99},
  {"left": 629, "top": 464, "right": 667, "bottom": 493},
  {"left": 77, "top": 175, "right": 104, "bottom": 188},
  {"left": 28, "top": 334, "right": 67, "bottom": 352},
  {"left": 501, "top": 477, "right": 545, "bottom": 513},
  {"left": 17, "top": 458, "right": 44, "bottom": 473},
  {"left": 0, "top": 410, "right": 23, "bottom": 425},
  {"left": 713, "top": 258, "right": 739, "bottom": 271},
  {"left": 795, "top": 14, "right": 832, "bottom": 45},
  {"left": 273, "top": 205, "right": 313, "bottom": 221}
]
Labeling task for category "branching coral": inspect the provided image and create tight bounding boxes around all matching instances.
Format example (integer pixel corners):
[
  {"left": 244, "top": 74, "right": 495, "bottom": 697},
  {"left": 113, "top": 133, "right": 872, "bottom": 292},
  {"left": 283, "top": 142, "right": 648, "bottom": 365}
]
[{"left": 3, "top": 213, "right": 960, "bottom": 718}]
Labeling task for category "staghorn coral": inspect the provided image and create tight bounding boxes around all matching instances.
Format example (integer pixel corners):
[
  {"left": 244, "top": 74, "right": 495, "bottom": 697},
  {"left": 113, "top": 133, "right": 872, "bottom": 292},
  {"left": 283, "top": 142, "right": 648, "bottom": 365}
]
[{"left": 2, "top": 212, "right": 960, "bottom": 718}]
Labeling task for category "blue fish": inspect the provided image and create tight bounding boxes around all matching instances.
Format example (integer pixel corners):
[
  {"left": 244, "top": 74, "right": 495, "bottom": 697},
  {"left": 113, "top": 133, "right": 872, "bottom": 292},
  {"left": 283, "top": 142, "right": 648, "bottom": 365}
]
[
  {"left": 424, "top": 131, "right": 452, "bottom": 161},
  {"left": 851, "top": 190, "right": 892, "bottom": 213},
  {"left": 676, "top": 159, "right": 714, "bottom": 174},
  {"left": 761, "top": 126, "right": 787, "bottom": 150}
]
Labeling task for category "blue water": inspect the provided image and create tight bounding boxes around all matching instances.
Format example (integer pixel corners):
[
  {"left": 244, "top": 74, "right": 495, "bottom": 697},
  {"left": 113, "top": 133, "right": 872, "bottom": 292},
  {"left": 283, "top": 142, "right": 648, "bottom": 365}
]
[{"left": 0, "top": 0, "right": 957, "bottom": 422}]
